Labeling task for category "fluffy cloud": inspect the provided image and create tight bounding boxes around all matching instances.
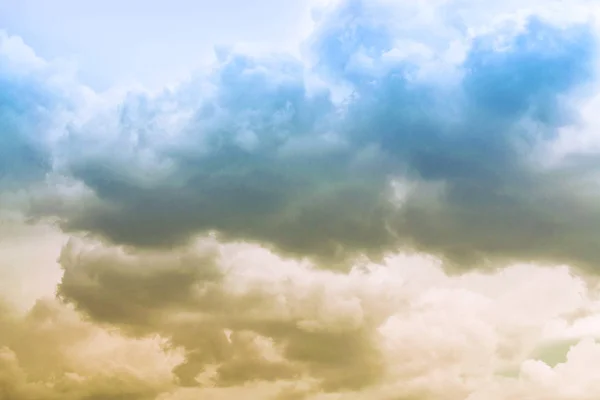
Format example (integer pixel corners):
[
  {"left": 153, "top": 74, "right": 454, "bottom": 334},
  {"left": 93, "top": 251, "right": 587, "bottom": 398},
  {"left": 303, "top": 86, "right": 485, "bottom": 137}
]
[
  {"left": 3, "top": 0, "right": 600, "bottom": 270},
  {"left": 0, "top": 297, "right": 183, "bottom": 400},
  {"left": 5, "top": 0, "right": 600, "bottom": 398},
  {"left": 57, "top": 238, "right": 384, "bottom": 390},
  {"left": 51, "top": 236, "right": 600, "bottom": 399},
  {"left": 4, "top": 220, "right": 600, "bottom": 399},
  {"left": 0, "top": 31, "right": 56, "bottom": 188}
]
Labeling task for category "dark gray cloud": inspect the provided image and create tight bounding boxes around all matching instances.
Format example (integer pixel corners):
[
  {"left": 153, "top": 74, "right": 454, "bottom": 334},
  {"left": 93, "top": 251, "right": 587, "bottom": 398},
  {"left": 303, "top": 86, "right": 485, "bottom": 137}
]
[
  {"left": 57, "top": 51, "right": 397, "bottom": 265},
  {"left": 5, "top": 1, "right": 600, "bottom": 270}
]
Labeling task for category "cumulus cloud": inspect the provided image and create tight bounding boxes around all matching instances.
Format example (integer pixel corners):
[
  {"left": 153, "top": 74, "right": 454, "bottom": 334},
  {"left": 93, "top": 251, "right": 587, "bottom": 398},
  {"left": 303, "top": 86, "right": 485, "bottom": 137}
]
[
  {"left": 57, "top": 238, "right": 384, "bottom": 390},
  {"left": 0, "top": 31, "right": 56, "bottom": 188},
  {"left": 0, "top": 297, "right": 183, "bottom": 400},
  {"left": 0, "top": 29, "right": 92, "bottom": 193},
  {"left": 51, "top": 236, "right": 600, "bottom": 399},
  {"left": 6, "top": 0, "right": 600, "bottom": 398},
  {"left": 2, "top": 0, "right": 599, "bottom": 270},
  {"left": 4, "top": 222, "right": 600, "bottom": 399}
]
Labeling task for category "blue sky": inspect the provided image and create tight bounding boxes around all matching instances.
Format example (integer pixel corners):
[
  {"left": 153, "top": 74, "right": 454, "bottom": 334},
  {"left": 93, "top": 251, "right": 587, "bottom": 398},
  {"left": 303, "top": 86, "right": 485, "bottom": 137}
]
[{"left": 0, "top": 0, "right": 318, "bottom": 90}]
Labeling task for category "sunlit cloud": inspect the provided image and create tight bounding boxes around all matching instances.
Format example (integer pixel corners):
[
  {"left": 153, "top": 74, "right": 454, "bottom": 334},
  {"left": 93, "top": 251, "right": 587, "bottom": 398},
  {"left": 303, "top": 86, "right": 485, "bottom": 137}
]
[{"left": 4, "top": 0, "right": 600, "bottom": 398}]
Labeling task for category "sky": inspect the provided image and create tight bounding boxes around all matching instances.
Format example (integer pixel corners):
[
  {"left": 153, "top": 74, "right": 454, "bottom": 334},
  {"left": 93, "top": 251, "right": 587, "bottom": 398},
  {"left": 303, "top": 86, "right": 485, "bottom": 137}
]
[{"left": 5, "top": 0, "right": 600, "bottom": 398}]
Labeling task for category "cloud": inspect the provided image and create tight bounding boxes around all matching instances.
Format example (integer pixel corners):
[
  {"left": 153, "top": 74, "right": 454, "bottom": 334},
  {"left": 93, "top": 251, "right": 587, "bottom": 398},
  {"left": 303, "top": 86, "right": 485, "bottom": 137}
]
[
  {"left": 1, "top": 0, "right": 595, "bottom": 271},
  {"left": 4, "top": 219, "right": 600, "bottom": 399},
  {"left": 0, "top": 30, "right": 91, "bottom": 195},
  {"left": 0, "top": 297, "right": 182, "bottom": 400},
  {"left": 50, "top": 235, "right": 600, "bottom": 398},
  {"left": 0, "top": 32, "right": 56, "bottom": 188},
  {"left": 57, "top": 237, "right": 385, "bottom": 391},
  {"left": 6, "top": 0, "right": 600, "bottom": 395},
  {"left": 0, "top": 218, "right": 65, "bottom": 310}
]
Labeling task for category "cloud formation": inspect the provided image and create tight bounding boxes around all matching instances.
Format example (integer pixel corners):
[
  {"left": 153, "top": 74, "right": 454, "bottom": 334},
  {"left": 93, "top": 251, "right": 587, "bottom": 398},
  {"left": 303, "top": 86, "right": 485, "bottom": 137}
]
[
  {"left": 3, "top": 0, "right": 599, "bottom": 270},
  {"left": 0, "top": 32, "right": 56, "bottom": 188},
  {"left": 4, "top": 221, "right": 600, "bottom": 399},
  {"left": 0, "top": 297, "right": 182, "bottom": 400},
  {"left": 5, "top": 0, "right": 600, "bottom": 398},
  {"left": 50, "top": 236, "right": 600, "bottom": 398}
]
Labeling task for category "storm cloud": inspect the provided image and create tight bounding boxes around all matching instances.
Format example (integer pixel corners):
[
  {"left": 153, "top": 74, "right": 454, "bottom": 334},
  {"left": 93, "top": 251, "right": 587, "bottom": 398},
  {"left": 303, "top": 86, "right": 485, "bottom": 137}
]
[{"left": 4, "top": 0, "right": 600, "bottom": 272}]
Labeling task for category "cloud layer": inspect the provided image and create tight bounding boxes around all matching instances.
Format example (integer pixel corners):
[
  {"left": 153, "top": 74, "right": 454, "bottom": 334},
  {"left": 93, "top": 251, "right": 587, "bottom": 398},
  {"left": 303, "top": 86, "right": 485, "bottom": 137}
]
[
  {"left": 5, "top": 0, "right": 600, "bottom": 398},
  {"left": 4, "top": 0, "right": 600, "bottom": 270},
  {"left": 4, "top": 234, "right": 600, "bottom": 399}
]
